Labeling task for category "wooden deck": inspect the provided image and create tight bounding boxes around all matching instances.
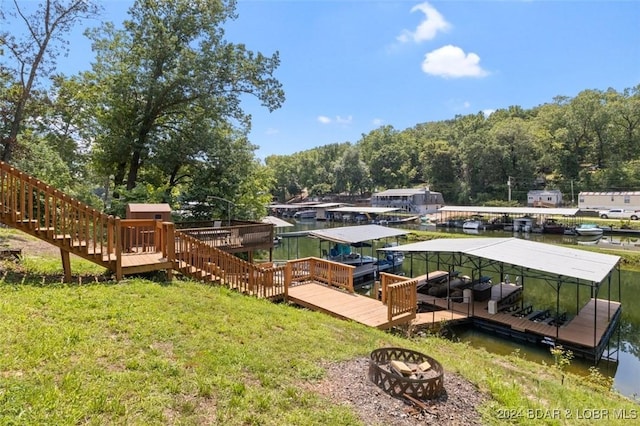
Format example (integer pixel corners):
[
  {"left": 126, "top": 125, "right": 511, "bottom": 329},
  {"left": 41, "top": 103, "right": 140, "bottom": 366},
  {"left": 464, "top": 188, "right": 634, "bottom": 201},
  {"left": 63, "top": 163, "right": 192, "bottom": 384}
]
[
  {"left": 120, "top": 252, "right": 173, "bottom": 275},
  {"left": 412, "top": 310, "right": 469, "bottom": 326},
  {"left": 420, "top": 283, "right": 621, "bottom": 355},
  {"left": 286, "top": 282, "right": 412, "bottom": 329}
]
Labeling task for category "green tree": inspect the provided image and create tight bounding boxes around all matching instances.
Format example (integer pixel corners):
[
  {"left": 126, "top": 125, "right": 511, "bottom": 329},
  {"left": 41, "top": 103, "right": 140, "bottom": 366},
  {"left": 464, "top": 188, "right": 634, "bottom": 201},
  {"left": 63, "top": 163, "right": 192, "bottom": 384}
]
[
  {"left": 86, "top": 0, "right": 284, "bottom": 199},
  {"left": 0, "top": 0, "right": 101, "bottom": 162},
  {"left": 334, "top": 147, "right": 371, "bottom": 196}
]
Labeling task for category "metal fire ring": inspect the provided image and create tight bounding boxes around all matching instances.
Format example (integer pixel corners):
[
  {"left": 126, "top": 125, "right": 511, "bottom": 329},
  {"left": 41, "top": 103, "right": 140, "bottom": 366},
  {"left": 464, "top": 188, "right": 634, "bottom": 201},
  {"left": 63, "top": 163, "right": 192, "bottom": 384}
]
[{"left": 368, "top": 347, "right": 444, "bottom": 400}]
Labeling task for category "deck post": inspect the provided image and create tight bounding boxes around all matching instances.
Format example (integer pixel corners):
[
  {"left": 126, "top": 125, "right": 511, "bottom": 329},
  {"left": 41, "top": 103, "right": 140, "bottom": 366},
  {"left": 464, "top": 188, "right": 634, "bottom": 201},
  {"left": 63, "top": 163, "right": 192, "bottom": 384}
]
[
  {"left": 165, "top": 222, "right": 175, "bottom": 280},
  {"left": 60, "top": 248, "right": 71, "bottom": 283},
  {"left": 115, "top": 217, "right": 123, "bottom": 281},
  {"left": 284, "top": 262, "right": 291, "bottom": 299}
]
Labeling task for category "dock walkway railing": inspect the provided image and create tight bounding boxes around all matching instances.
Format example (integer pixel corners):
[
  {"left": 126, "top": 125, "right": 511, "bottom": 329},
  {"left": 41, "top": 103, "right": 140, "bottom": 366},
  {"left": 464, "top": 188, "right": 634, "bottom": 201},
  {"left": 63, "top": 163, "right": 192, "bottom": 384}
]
[
  {"left": 380, "top": 272, "right": 417, "bottom": 323},
  {"left": 284, "top": 257, "right": 355, "bottom": 295}
]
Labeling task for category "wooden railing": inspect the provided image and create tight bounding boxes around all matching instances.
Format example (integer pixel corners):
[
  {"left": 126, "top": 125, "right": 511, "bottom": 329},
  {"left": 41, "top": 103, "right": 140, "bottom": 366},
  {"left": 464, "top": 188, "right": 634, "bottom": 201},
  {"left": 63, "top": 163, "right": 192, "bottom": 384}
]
[
  {"left": 285, "top": 257, "right": 355, "bottom": 296},
  {"left": 177, "top": 222, "right": 274, "bottom": 252},
  {"left": 380, "top": 272, "right": 417, "bottom": 323},
  {"left": 0, "top": 161, "right": 180, "bottom": 280},
  {"left": 172, "top": 231, "right": 285, "bottom": 298},
  {"left": 386, "top": 278, "right": 417, "bottom": 323},
  {"left": 0, "top": 161, "right": 118, "bottom": 269}
]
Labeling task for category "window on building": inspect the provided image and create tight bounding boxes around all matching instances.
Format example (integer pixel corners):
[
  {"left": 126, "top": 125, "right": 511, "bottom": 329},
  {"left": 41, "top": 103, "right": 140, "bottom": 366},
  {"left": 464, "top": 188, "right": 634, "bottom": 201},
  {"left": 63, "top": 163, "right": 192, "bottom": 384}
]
[{"left": 624, "top": 195, "right": 631, "bottom": 204}]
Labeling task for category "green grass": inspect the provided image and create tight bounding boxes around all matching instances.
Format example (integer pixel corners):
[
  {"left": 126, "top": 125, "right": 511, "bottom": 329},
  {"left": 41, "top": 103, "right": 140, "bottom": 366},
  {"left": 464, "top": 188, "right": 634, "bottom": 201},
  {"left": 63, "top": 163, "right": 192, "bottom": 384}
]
[{"left": 0, "top": 229, "right": 639, "bottom": 425}]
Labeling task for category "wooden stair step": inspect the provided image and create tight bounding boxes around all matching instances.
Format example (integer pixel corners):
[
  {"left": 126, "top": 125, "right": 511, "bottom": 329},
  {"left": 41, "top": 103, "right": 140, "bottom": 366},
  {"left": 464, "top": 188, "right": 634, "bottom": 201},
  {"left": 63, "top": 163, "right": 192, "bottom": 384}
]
[{"left": 35, "top": 227, "right": 56, "bottom": 232}]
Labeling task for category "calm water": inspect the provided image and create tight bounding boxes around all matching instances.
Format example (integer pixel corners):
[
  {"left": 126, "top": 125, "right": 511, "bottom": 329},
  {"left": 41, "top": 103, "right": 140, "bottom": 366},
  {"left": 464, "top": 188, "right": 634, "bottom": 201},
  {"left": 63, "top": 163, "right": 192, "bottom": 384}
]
[{"left": 272, "top": 220, "right": 640, "bottom": 400}]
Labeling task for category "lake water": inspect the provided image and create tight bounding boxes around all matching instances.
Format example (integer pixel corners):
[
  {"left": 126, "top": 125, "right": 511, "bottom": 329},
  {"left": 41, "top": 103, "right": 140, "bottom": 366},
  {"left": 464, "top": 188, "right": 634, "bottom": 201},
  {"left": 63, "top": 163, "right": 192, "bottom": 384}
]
[{"left": 272, "top": 220, "right": 640, "bottom": 400}]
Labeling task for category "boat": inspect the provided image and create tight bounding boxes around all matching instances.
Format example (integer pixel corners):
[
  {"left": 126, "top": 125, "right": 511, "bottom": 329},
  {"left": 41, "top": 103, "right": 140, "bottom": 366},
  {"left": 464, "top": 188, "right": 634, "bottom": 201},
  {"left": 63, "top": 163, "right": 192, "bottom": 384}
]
[
  {"left": 542, "top": 218, "right": 566, "bottom": 234},
  {"left": 293, "top": 209, "right": 317, "bottom": 220},
  {"left": 574, "top": 223, "right": 604, "bottom": 237},
  {"left": 309, "top": 224, "right": 409, "bottom": 285},
  {"left": 462, "top": 219, "right": 485, "bottom": 231},
  {"left": 513, "top": 217, "right": 534, "bottom": 233},
  {"left": 326, "top": 243, "right": 377, "bottom": 266}
]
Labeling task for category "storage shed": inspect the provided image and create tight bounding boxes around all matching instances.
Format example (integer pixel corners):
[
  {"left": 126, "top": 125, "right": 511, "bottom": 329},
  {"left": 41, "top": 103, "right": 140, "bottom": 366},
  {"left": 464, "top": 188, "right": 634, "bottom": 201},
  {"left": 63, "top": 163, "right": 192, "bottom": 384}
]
[
  {"left": 126, "top": 203, "right": 173, "bottom": 222},
  {"left": 124, "top": 204, "right": 173, "bottom": 249}
]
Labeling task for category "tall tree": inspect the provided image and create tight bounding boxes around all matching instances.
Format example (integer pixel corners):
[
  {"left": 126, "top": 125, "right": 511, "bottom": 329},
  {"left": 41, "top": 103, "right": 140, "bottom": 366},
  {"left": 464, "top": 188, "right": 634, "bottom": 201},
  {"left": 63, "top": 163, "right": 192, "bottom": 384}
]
[
  {"left": 0, "top": 0, "right": 100, "bottom": 162},
  {"left": 86, "top": 0, "right": 284, "bottom": 195}
]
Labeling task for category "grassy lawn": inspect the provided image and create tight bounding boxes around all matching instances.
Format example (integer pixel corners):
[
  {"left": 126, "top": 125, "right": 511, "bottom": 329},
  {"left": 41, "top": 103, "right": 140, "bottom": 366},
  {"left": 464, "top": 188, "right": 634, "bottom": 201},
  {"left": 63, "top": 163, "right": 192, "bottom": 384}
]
[{"left": 0, "top": 229, "right": 638, "bottom": 425}]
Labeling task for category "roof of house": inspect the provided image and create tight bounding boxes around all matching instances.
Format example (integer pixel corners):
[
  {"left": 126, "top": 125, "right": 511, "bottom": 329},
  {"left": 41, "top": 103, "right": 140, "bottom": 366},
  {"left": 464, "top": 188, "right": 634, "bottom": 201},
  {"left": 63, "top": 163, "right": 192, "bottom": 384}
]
[
  {"left": 126, "top": 203, "right": 172, "bottom": 212},
  {"left": 373, "top": 188, "right": 441, "bottom": 197}
]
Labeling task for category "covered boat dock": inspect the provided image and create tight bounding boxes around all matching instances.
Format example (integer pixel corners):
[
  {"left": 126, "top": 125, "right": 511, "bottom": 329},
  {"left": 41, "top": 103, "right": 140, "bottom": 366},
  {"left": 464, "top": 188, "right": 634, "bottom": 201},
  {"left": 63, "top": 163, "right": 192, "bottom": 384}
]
[
  {"left": 307, "top": 224, "right": 409, "bottom": 283},
  {"left": 379, "top": 237, "right": 622, "bottom": 362},
  {"left": 435, "top": 206, "right": 581, "bottom": 230}
]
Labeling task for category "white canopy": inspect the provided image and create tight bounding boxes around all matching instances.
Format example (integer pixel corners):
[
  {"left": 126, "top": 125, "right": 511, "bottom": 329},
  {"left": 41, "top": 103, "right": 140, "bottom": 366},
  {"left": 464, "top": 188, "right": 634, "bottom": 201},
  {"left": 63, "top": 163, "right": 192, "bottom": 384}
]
[
  {"left": 261, "top": 216, "right": 295, "bottom": 228},
  {"left": 308, "top": 224, "right": 408, "bottom": 245},
  {"left": 437, "top": 206, "right": 580, "bottom": 216},
  {"left": 328, "top": 206, "right": 399, "bottom": 214},
  {"left": 379, "top": 237, "right": 619, "bottom": 283}
]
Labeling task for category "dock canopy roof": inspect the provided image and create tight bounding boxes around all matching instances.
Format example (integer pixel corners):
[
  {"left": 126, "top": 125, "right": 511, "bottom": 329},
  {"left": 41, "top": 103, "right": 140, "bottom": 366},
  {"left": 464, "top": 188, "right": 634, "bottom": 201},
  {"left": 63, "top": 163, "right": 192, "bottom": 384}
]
[
  {"left": 379, "top": 237, "right": 619, "bottom": 283},
  {"left": 328, "top": 207, "right": 399, "bottom": 214},
  {"left": 261, "top": 216, "right": 294, "bottom": 228},
  {"left": 437, "top": 206, "right": 580, "bottom": 216},
  {"left": 308, "top": 224, "right": 408, "bottom": 245}
]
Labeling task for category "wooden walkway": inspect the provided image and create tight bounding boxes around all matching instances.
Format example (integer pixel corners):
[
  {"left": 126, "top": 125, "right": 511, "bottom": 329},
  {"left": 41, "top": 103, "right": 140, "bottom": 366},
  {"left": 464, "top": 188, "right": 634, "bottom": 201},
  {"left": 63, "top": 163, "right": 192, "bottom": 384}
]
[
  {"left": 120, "top": 252, "right": 173, "bottom": 275},
  {"left": 286, "top": 282, "right": 412, "bottom": 330},
  {"left": 423, "top": 288, "right": 621, "bottom": 352},
  {"left": 412, "top": 310, "right": 469, "bottom": 327}
]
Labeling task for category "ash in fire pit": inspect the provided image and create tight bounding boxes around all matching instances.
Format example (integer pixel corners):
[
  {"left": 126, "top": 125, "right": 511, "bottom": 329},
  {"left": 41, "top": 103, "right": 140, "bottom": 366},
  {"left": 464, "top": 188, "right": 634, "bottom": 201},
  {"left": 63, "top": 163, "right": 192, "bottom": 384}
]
[{"left": 368, "top": 347, "right": 444, "bottom": 400}]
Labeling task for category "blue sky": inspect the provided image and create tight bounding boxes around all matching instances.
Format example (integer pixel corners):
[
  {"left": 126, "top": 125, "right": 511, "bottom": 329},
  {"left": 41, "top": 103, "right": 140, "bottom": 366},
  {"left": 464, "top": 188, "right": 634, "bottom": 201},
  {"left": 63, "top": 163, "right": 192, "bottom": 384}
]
[{"left": 14, "top": 0, "right": 640, "bottom": 159}]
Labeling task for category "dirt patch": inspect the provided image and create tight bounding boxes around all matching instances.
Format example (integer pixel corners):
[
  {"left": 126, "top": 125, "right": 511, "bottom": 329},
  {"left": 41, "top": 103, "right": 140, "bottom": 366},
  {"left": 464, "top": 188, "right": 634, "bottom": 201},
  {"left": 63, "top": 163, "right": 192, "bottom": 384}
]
[{"left": 0, "top": 230, "right": 63, "bottom": 258}]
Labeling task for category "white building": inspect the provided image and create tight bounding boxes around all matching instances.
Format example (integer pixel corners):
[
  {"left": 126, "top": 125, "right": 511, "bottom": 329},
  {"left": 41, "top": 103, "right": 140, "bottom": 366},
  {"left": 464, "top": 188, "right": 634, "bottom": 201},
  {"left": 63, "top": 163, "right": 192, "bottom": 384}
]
[
  {"left": 371, "top": 188, "right": 444, "bottom": 215},
  {"left": 527, "top": 189, "right": 563, "bottom": 207},
  {"left": 578, "top": 191, "right": 640, "bottom": 211}
]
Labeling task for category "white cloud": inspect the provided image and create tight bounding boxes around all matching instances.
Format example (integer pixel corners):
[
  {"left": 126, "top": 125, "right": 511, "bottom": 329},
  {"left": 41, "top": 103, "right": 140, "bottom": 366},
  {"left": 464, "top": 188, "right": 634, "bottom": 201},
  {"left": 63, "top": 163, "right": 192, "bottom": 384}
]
[
  {"left": 397, "top": 2, "right": 450, "bottom": 43},
  {"left": 421, "top": 45, "right": 488, "bottom": 78},
  {"left": 336, "top": 115, "right": 353, "bottom": 124},
  {"left": 372, "top": 118, "right": 384, "bottom": 126},
  {"left": 265, "top": 127, "right": 279, "bottom": 135},
  {"left": 483, "top": 109, "right": 496, "bottom": 117},
  {"left": 463, "top": 101, "right": 471, "bottom": 109},
  {"left": 318, "top": 115, "right": 353, "bottom": 125}
]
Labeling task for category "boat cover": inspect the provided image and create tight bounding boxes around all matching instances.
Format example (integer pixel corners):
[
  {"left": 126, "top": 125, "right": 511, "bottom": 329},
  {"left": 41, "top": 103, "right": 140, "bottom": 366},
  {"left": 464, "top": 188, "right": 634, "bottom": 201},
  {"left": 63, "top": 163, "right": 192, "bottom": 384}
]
[{"left": 379, "top": 237, "right": 619, "bottom": 284}]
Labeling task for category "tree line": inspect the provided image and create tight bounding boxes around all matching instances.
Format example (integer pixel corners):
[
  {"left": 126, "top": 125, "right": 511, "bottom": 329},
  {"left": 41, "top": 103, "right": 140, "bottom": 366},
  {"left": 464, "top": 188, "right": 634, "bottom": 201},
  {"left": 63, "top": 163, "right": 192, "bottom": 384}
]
[
  {"left": 2, "top": 1, "right": 639, "bottom": 222},
  {"left": 266, "top": 87, "right": 640, "bottom": 206}
]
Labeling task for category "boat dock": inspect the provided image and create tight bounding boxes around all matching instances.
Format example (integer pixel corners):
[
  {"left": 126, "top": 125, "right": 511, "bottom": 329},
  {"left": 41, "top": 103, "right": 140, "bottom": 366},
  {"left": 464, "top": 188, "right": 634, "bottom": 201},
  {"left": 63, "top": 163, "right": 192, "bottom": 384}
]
[{"left": 415, "top": 285, "right": 621, "bottom": 360}]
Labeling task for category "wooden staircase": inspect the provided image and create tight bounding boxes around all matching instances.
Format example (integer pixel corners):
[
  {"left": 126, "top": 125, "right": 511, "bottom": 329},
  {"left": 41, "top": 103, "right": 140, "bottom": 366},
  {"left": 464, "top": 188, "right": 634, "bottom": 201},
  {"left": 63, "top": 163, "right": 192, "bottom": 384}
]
[
  {"left": 0, "top": 161, "right": 284, "bottom": 296},
  {"left": 0, "top": 161, "right": 119, "bottom": 275}
]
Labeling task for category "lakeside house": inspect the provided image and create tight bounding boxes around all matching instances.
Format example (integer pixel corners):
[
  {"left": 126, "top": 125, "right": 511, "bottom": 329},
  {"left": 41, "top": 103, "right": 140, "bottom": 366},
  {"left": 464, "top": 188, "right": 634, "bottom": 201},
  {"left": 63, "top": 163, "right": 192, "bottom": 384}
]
[
  {"left": 527, "top": 189, "right": 563, "bottom": 207},
  {"left": 578, "top": 191, "right": 640, "bottom": 211},
  {"left": 371, "top": 188, "right": 444, "bottom": 215}
]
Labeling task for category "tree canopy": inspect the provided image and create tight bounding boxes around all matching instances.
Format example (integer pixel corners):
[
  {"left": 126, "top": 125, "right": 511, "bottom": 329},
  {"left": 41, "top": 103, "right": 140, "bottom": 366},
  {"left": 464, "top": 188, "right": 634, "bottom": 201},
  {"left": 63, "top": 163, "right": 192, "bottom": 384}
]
[{"left": 264, "top": 86, "right": 640, "bottom": 205}]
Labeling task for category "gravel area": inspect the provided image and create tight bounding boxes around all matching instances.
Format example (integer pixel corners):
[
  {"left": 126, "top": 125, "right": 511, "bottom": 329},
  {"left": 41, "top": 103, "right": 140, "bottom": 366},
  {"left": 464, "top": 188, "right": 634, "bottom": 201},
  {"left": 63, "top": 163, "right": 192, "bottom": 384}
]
[{"left": 307, "top": 357, "right": 488, "bottom": 426}]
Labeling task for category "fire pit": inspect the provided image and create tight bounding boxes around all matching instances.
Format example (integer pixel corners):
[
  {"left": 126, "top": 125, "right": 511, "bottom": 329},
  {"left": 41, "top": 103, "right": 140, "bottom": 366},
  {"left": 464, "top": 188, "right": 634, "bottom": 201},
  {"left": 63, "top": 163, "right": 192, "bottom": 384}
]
[{"left": 368, "top": 347, "right": 444, "bottom": 400}]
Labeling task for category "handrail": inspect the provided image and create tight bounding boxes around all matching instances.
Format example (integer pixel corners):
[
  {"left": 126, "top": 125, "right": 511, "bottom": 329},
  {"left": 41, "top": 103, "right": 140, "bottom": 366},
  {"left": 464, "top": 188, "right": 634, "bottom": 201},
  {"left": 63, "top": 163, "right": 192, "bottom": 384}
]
[
  {"left": 386, "top": 278, "right": 417, "bottom": 323},
  {"left": 379, "top": 272, "right": 410, "bottom": 304},
  {"left": 286, "top": 257, "right": 355, "bottom": 293},
  {"left": 0, "top": 161, "right": 119, "bottom": 270},
  {"left": 171, "top": 230, "right": 285, "bottom": 298}
]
